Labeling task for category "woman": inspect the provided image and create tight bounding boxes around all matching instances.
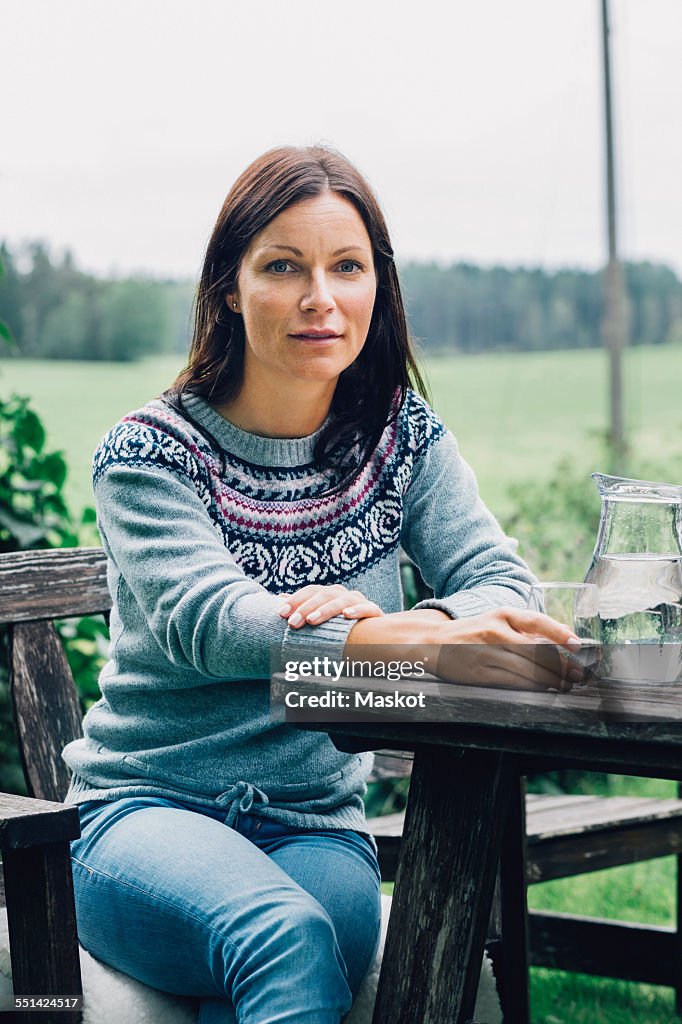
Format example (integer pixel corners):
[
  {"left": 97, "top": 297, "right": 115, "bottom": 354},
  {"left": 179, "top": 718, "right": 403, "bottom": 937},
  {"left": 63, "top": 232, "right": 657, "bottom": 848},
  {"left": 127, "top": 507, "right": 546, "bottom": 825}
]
[{"left": 63, "top": 145, "right": 581, "bottom": 1024}]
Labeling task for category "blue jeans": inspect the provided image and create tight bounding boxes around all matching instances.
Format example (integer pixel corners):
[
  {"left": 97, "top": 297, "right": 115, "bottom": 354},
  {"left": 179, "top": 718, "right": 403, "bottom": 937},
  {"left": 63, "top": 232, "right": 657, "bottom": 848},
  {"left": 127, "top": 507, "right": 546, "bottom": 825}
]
[{"left": 70, "top": 796, "right": 382, "bottom": 1024}]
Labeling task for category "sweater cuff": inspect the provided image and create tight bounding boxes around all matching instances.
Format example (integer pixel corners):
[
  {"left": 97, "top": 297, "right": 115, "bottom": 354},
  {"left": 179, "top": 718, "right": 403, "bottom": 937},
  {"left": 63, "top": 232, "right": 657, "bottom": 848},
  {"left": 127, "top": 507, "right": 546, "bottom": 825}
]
[
  {"left": 280, "top": 614, "right": 357, "bottom": 665},
  {"left": 415, "top": 592, "right": 501, "bottom": 619}
]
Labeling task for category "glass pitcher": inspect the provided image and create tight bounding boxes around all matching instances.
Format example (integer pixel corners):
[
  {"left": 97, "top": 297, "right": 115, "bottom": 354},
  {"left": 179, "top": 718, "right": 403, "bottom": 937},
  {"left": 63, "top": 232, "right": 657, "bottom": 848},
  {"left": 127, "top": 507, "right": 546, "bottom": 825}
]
[{"left": 583, "top": 474, "right": 682, "bottom": 684}]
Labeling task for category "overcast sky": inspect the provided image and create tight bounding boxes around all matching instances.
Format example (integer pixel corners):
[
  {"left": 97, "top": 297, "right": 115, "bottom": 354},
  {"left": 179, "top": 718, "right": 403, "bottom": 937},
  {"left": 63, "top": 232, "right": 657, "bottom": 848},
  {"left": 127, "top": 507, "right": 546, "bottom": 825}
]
[{"left": 2, "top": 0, "right": 681, "bottom": 279}]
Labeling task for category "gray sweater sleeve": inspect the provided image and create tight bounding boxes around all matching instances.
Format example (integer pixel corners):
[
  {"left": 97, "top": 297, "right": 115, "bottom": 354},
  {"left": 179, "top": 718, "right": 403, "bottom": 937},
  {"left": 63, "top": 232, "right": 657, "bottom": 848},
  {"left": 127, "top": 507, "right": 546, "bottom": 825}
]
[
  {"left": 401, "top": 428, "right": 537, "bottom": 618},
  {"left": 94, "top": 464, "right": 354, "bottom": 679}
]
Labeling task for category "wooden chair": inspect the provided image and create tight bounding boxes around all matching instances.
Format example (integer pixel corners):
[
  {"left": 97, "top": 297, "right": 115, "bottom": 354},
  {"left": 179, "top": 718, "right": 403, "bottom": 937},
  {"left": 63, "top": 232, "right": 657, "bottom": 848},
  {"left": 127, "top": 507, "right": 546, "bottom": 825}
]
[
  {"left": 0, "top": 548, "right": 467, "bottom": 1024},
  {"left": 0, "top": 547, "right": 112, "bottom": 1023}
]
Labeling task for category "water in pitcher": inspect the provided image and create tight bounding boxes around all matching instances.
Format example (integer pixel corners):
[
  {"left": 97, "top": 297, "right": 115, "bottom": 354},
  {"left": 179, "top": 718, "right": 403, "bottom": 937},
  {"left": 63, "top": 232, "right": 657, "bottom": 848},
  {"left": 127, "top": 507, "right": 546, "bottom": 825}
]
[{"left": 586, "top": 553, "right": 682, "bottom": 684}]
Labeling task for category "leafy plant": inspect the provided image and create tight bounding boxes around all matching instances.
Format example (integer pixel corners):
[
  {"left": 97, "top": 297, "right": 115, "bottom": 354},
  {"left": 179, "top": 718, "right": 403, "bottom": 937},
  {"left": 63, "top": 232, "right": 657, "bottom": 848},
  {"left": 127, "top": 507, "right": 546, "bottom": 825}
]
[
  {"left": 500, "top": 448, "right": 603, "bottom": 583},
  {"left": 0, "top": 393, "right": 79, "bottom": 550},
  {"left": 0, "top": 283, "right": 105, "bottom": 792}
]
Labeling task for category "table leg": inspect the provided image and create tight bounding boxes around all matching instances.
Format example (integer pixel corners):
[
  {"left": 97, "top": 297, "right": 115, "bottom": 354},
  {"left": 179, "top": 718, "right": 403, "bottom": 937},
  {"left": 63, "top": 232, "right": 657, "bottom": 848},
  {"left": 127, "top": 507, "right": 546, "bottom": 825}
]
[
  {"left": 495, "top": 776, "right": 531, "bottom": 1024},
  {"left": 372, "top": 747, "right": 514, "bottom": 1024}
]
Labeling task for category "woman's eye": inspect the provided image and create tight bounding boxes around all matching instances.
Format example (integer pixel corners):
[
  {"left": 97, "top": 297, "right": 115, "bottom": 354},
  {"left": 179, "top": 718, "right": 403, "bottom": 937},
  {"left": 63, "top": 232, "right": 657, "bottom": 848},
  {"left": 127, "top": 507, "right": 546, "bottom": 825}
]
[
  {"left": 338, "top": 260, "right": 362, "bottom": 273},
  {"left": 267, "top": 260, "right": 294, "bottom": 274}
]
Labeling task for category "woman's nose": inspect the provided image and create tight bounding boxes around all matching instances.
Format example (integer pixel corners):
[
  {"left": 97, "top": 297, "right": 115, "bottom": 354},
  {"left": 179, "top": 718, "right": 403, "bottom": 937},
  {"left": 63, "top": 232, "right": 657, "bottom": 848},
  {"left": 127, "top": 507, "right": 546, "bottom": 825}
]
[{"left": 300, "top": 271, "right": 335, "bottom": 312}]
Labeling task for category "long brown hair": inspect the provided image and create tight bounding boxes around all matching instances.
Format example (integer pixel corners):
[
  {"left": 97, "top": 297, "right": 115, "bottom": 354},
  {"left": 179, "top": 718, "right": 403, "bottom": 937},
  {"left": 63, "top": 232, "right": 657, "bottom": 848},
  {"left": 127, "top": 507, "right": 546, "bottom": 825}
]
[{"left": 168, "top": 145, "right": 428, "bottom": 490}]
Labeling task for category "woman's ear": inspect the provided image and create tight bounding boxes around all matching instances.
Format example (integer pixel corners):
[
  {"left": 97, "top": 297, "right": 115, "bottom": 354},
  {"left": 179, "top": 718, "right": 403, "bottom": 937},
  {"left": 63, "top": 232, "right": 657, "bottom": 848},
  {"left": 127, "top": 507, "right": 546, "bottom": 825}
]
[{"left": 226, "top": 294, "right": 240, "bottom": 314}]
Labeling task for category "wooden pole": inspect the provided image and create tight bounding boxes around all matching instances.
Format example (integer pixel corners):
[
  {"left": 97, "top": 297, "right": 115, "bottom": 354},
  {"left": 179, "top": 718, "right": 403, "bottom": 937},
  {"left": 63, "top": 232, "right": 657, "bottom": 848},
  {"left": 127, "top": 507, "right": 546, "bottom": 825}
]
[{"left": 601, "top": 0, "right": 628, "bottom": 470}]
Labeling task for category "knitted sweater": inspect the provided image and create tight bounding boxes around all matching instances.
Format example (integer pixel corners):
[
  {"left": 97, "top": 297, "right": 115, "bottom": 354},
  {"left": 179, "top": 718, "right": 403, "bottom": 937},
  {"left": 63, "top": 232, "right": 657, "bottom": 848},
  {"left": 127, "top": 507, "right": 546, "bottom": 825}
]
[{"left": 62, "top": 390, "right": 537, "bottom": 831}]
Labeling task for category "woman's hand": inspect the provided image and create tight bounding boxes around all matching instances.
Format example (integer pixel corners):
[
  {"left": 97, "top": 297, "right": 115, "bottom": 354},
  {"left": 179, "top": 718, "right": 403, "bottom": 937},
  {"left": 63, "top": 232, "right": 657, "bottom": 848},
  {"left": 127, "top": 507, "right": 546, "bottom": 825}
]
[
  {"left": 278, "top": 585, "right": 384, "bottom": 629},
  {"left": 435, "top": 606, "right": 586, "bottom": 692},
  {"left": 344, "top": 605, "right": 588, "bottom": 692}
]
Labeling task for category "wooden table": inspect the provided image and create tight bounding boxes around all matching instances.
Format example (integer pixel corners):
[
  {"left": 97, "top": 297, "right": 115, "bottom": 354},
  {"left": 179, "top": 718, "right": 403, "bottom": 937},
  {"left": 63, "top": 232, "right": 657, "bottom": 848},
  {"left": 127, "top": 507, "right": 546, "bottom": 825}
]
[{"left": 281, "top": 672, "right": 682, "bottom": 1024}]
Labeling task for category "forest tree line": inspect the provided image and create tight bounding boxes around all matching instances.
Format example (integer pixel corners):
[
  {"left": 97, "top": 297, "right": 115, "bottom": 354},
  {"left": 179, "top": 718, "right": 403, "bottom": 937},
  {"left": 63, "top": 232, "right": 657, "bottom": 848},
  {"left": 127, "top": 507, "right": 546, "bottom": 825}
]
[{"left": 1, "top": 241, "right": 681, "bottom": 361}]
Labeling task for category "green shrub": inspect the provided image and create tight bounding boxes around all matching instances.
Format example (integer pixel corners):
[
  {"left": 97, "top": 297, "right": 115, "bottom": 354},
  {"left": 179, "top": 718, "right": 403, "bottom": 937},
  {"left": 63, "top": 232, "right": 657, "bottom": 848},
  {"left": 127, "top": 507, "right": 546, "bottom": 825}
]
[{"left": 0, "top": 321, "right": 105, "bottom": 790}]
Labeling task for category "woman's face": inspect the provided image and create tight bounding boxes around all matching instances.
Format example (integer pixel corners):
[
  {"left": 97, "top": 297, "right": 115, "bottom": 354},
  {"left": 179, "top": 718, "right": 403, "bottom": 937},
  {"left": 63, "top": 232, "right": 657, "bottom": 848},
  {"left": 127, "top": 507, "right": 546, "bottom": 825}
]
[{"left": 229, "top": 192, "right": 377, "bottom": 398}]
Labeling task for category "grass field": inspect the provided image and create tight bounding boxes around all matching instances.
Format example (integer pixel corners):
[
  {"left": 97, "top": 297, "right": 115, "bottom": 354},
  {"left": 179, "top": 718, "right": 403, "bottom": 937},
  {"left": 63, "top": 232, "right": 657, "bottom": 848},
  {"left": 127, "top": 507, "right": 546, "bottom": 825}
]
[{"left": 3, "top": 343, "right": 682, "bottom": 519}]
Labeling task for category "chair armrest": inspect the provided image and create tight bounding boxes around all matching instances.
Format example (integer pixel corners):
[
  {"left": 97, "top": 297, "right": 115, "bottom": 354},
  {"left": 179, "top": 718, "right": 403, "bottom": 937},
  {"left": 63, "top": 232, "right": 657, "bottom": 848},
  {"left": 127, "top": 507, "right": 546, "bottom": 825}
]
[
  {"left": 0, "top": 792, "right": 84, "bottom": 1011},
  {"left": 0, "top": 792, "right": 81, "bottom": 851}
]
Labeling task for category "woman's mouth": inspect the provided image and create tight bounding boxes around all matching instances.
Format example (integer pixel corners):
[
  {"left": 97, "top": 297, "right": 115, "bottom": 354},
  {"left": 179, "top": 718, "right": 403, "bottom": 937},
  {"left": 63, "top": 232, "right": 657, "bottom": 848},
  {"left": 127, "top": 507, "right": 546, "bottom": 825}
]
[
  {"left": 289, "top": 331, "right": 341, "bottom": 342},
  {"left": 286, "top": 331, "right": 339, "bottom": 344}
]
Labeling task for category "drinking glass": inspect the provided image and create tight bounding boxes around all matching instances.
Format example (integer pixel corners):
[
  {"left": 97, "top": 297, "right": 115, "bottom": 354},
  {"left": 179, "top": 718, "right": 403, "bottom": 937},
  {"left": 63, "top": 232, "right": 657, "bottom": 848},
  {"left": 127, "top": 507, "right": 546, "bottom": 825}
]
[{"left": 527, "top": 582, "right": 602, "bottom": 677}]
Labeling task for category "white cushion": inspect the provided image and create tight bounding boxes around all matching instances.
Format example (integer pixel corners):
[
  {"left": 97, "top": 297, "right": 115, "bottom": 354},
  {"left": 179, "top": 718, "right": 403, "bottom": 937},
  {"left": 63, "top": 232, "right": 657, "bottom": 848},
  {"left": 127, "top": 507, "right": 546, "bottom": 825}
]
[
  {"left": 345, "top": 895, "right": 502, "bottom": 1024},
  {"left": 0, "top": 895, "right": 501, "bottom": 1023}
]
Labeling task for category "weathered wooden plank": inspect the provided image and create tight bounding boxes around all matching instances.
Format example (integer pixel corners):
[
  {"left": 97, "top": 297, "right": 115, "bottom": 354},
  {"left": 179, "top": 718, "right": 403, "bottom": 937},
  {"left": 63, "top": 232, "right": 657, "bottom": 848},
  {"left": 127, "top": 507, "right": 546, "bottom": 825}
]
[
  {"left": 323, "top": 721, "right": 682, "bottom": 779},
  {"left": 494, "top": 776, "right": 531, "bottom": 1024},
  {"left": 525, "top": 793, "right": 604, "bottom": 814},
  {"left": 527, "top": 796, "right": 682, "bottom": 840},
  {"left": 2, "top": 842, "right": 83, "bottom": 1023},
  {"left": 368, "top": 791, "right": 682, "bottom": 884},
  {"left": 529, "top": 910, "right": 677, "bottom": 985},
  {"left": 285, "top": 670, "right": 682, "bottom": 729},
  {"left": 9, "top": 621, "right": 85, "bottom": 802},
  {"left": 367, "top": 751, "right": 413, "bottom": 782},
  {"left": 0, "top": 795, "right": 81, "bottom": 851},
  {"left": 365, "top": 812, "right": 406, "bottom": 837},
  {"left": 0, "top": 548, "right": 109, "bottom": 624},
  {"left": 370, "top": 791, "right": 682, "bottom": 845},
  {"left": 374, "top": 818, "right": 682, "bottom": 886},
  {"left": 372, "top": 748, "right": 514, "bottom": 1024},
  {"left": 374, "top": 792, "right": 682, "bottom": 840},
  {"left": 527, "top": 817, "right": 682, "bottom": 882}
]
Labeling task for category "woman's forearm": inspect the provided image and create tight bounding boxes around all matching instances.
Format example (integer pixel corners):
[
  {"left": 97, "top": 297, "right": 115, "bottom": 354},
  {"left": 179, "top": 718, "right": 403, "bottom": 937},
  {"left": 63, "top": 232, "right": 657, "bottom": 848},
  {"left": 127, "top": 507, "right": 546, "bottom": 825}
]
[{"left": 343, "top": 608, "right": 451, "bottom": 650}]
